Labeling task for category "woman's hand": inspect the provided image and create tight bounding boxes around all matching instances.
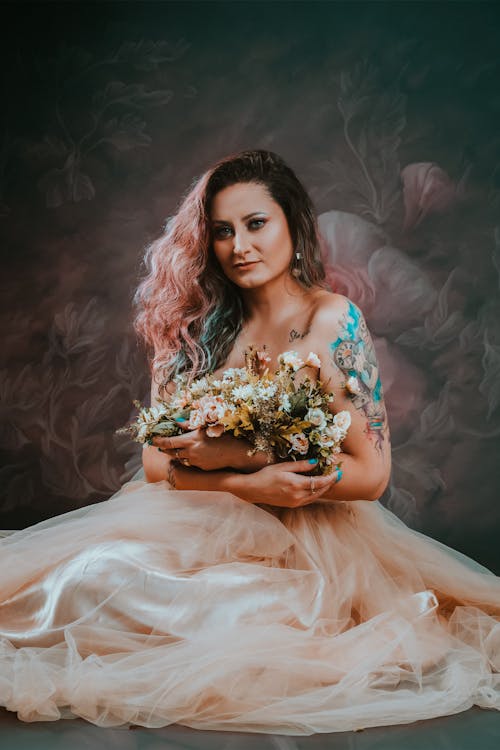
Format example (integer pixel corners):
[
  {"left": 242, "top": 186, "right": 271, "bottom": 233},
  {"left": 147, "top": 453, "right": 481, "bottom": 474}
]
[
  {"left": 228, "top": 459, "right": 342, "bottom": 508},
  {"left": 151, "top": 425, "right": 267, "bottom": 472}
]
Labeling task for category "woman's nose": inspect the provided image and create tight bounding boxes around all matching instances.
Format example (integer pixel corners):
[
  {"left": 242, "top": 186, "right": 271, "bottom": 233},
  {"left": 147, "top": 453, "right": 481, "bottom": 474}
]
[{"left": 233, "top": 230, "right": 251, "bottom": 254}]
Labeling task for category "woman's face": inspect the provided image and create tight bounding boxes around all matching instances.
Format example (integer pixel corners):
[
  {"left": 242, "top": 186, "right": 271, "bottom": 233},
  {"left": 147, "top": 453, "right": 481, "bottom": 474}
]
[{"left": 209, "top": 181, "right": 295, "bottom": 289}]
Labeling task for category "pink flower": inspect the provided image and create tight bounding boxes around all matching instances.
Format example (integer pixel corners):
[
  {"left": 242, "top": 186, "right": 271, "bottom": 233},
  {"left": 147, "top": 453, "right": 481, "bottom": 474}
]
[
  {"left": 257, "top": 350, "right": 272, "bottom": 365},
  {"left": 206, "top": 423, "right": 225, "bottom": 438},
  {"left": 401, "top": 162, "right": 457, "bottom": 231},
  {"left": 199, "top": 395, "right": 226, "bottom": 424}
]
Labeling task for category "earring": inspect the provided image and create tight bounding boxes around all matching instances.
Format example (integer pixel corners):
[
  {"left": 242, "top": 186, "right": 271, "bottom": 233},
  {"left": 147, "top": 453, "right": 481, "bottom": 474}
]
[{"left": 291, "top": 252, "right": 302, "bottom": 278}]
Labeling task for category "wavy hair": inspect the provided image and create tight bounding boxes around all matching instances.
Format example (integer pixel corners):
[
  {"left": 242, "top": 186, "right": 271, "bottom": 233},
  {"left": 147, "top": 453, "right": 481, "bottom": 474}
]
[{"left": 133, "top": 149, "right": 328, "bottom": 393}]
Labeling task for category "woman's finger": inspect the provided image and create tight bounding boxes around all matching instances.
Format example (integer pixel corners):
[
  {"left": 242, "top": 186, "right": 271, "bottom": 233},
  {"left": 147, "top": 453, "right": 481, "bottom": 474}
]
[
  {"left": 149, "top": 431, "right": 193, "bottom": 449},
  {"left": 301, "top": 469, "right": 342, "bottom": 489},
  {"left": 276, "top": 458, "right": 321, "bottom": 473}
]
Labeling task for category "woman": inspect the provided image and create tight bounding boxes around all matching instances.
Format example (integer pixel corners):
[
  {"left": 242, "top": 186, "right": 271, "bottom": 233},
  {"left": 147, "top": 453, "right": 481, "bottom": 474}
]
[{"left": 0, "top": 150, "right": 499, "bottom": 735}]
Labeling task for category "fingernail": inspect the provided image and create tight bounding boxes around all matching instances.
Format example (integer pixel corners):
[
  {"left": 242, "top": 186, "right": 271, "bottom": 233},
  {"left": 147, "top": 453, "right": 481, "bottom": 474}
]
[
  {"left": 308, "top": 458, "right": 318, "bottom": 464},
  {"left": 335, "top": 469, "right": 343, "bottom": 482},
  {"left": 175, "top": 417, "right": 186, "bottom": 423},
  {"left": 157, "top": 447, "right": 163, "bottom": 452},
  {"left": 147, "top": 438, "right": 153, "bottom": 445}
]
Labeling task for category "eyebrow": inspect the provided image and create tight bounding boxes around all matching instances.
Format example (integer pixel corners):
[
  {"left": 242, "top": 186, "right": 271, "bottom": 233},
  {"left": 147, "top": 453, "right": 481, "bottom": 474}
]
[{"left": 211, "top": 211, "right": 267, "bottom": 224}]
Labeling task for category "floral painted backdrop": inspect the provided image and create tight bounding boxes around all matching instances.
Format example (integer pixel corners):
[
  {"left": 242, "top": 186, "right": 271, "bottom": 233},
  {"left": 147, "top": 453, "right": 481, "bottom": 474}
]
[{"left": 1, "top": 2, "right": 500, "bottom": 570}]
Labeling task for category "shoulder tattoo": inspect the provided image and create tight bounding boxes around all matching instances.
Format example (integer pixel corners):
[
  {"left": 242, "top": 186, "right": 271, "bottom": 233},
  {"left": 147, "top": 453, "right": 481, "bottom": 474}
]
[{"left": 329, "top": 301, "right": 389, "bottom": 452}]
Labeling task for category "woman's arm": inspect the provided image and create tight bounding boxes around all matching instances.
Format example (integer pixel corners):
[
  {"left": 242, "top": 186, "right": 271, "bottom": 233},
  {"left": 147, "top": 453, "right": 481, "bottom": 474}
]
[
  {"left": 305, "top": 294, "right": 392, "bottom": 503},
  {"left": 168, "top": 459, "right": 339, "bottom": 508}
]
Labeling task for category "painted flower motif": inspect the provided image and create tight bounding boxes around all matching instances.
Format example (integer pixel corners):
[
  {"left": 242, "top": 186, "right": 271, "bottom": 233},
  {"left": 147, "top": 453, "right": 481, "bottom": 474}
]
[
  {"left": 305, "top": 352, "right": 321, "bottom": 368},
  {"left": 333, "top": 410, "right": 351, "bottom": 432},
  {"left": 289, "top": 432, "right": 309, "bottom": 455},
  {"left": 345, "top": 376, "right": 362, "bottom": 395},
  {"left": 305, "top": 407, "right": 327, "bottom": 431},
  {"left": 279, "top": 351, "right": 304, "bottom": 371}
]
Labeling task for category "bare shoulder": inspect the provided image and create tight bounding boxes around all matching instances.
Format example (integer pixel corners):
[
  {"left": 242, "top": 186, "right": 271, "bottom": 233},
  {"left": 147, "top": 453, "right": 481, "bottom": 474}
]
[{"left": 309, "top": 291, "right": 361, "bottom": 335}]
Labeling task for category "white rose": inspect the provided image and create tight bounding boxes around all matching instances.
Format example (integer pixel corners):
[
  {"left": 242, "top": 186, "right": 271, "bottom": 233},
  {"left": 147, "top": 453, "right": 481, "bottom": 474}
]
[
  {"left": 333, "top": 410, "right": 351, "bottom": 432},
  {"left": 325, "top": 425, "right": 343, "bottom": 442},
  {"left": 305, "top": 407, "right": 327, "bottom": 430},
  {"left": 317, "top": 433, "right": 334, "bottom": 448}
]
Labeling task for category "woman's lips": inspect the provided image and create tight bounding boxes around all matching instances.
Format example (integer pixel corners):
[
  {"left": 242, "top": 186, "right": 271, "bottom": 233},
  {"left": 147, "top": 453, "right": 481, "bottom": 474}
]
[{"left": 234, "top": 260, "right": 260, "bottom": 270}]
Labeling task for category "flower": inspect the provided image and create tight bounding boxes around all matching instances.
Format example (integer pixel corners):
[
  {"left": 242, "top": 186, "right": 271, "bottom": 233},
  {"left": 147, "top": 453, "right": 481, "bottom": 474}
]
[
  {"left": 305, "top": 352, "right": 321, "bottom": 368},
  {"left": 199, "top": 395, "right": 226, "bottom": 424},
  {"left": 189, "top": 377, "right": 209, "bottom": 397},
  {"left": 279, "top": 351, "right": 304, "bottom": 371},
  {"left": 232, "top": 384, "right": 255, "bottom": 401},
  {"left": 206, "top": 423, "right": 225, "bottom": 438},
  {"left": 289, "top": 432, "right": 309, "bottom": 454},
  {"left": 333, "top": 410, "right": 351, "bottom": 432},
  {"left": 279, "top": 393, "right": 291, "bottom": 412},
  {"left": 317, "top": 433, "right": 335, "bottom": 448},
  {"left": 188, "top": 409, "right": 205, "bottom": 430},
  {"left": 255, "top": 382, "right": 278, "bottom": 399},
  {"left": 257, "top": 349, "right": 272, "bottom": 365},
  {"left": 325, "top": 425, "right": 344, "bottom": 442},
  {"left": 305, "top": 407, "right": 327, "bottom": 430},
  {"left": 222, "top": 367, "right": 248, "bottom": 383}
]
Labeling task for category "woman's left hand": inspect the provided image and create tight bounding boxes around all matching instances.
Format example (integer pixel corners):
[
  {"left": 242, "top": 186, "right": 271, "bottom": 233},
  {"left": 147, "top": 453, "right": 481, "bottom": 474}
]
[{"left": 150, "top": 424, "right": 245, "bottom": 472}]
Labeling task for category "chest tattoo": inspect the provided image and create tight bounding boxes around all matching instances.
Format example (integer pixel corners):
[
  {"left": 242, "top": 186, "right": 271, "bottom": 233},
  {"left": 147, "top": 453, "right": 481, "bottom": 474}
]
[{"left": 289, "top": 327, "right": 310, "bottom": 343}]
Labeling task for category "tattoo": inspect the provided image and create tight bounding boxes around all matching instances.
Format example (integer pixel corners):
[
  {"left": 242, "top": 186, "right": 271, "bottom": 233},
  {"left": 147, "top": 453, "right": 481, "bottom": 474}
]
[
  {"left": 289, "top": 327, "right": 310, "bottom": 342},
  {"left": 329, "top": 301, "right": 389, "bottom": 453},
  {"left": 167, "top": 462, "right": 177, "bottom": 488}
]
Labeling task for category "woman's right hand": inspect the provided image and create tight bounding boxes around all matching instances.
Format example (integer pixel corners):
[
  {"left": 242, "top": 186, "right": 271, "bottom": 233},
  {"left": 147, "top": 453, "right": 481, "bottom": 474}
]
[{"left": 235, "top": 460, "right": 342, "bottom": 508}]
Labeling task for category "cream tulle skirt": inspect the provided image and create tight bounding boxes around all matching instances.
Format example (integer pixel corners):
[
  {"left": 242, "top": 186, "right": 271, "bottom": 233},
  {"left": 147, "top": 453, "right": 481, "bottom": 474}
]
[{"left": 0, "top": 476, "right": 499, "bottom": 734}]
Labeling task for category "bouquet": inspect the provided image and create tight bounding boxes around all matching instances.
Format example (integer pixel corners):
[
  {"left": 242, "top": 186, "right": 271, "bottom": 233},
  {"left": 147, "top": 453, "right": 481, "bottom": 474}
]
[{"left": 116, "top": 346, "right": 351, "bottom": 475}]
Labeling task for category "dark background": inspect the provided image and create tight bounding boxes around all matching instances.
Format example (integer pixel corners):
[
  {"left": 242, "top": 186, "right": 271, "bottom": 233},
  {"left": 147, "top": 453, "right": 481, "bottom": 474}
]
[{"left": 1, "top": 1, "right": 500, "bottom": 570}]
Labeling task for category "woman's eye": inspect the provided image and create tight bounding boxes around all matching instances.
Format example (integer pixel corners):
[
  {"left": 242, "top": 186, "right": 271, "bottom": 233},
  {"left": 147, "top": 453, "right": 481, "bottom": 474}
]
[
  {"left": 249, "top": 218, "right": 265, "bottom": 229},
  {"left": 213, "top": 219, "right": 265, "bottom": 239}
]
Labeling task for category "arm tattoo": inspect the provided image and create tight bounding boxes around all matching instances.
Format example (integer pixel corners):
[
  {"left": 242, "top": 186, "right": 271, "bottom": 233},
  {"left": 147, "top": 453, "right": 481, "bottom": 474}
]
[{"left": 329, "top": 301, "right": 389, "bottom": 453}]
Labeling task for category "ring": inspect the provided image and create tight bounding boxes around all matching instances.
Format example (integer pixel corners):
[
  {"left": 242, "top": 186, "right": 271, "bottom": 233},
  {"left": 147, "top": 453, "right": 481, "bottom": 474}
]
[
  {"left": 309, "top": 476, "right": 316, "bottom": 494},
  {"left": 182, "top": 458, "right": 191, "bottom": 467}
]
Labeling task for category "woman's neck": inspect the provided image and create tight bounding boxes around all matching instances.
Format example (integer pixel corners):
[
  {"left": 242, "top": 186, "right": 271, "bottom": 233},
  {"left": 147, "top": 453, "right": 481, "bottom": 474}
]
[{"left": 240, "top": 274, "right": 315, "bottom": 328}]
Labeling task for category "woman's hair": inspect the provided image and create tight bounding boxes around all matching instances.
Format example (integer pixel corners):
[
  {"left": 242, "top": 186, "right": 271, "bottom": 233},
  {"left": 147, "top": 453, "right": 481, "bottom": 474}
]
[{"left": 133, "top": 149, "right": 328, "bottom": 392}]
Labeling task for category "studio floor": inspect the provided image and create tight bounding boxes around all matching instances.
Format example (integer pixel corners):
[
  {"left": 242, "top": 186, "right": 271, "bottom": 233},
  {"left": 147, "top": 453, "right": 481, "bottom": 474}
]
[{"left": 1, "top": 706, "right": 499, "bottom": 750}]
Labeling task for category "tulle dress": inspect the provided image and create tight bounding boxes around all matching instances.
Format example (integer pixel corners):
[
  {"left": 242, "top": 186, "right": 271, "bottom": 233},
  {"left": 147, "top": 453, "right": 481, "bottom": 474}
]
[{"left": 0, "top": 466, "right": 499, "bottom": 735}]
